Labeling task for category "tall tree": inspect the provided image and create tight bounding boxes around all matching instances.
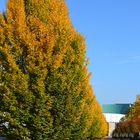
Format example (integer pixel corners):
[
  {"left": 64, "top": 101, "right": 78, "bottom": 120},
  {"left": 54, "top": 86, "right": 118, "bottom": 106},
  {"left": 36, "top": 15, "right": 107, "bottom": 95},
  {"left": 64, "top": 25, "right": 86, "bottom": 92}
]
[
  {"left": 0, "top": 0, "right": 107, "bottom": 139},
  {"left": 113, "top": 95, "right": 140, "bottom": 135}
]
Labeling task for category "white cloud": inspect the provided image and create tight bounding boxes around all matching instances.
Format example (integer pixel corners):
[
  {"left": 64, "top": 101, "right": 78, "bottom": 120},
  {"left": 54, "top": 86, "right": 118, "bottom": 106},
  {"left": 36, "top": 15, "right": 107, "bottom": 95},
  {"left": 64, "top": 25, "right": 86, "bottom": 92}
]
[{"left": 118, "top": 55, "right": 140, "bottom": 64}]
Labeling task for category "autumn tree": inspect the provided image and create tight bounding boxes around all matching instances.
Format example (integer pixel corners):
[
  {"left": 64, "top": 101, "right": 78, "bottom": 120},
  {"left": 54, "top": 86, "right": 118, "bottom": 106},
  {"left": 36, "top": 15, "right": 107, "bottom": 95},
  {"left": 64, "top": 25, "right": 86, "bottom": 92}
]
[
  {"left": 0, "top": 0, "right": 107, "bottom": 139},
  {"left": 124, "top": 95, "right": 140, "bottom": 120},
  {"left": 113, "top": 95, "right": 140, "bottom": 135}
]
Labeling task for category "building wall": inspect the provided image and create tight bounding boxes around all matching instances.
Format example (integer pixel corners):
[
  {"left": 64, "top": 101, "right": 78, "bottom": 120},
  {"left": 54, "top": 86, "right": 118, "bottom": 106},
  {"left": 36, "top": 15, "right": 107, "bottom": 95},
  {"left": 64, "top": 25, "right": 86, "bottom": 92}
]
[
  {"left": 103, "top": 113, "right": 124, "bottom": 137},
  {"left": 102, "top": 104, "right": 131, "bottom": 137},
  {"left": 103, "top": 113, "right": 125, "bottom": 123},
  {"left": 108, "top": 122, "right": 116, "bottom": 137}
]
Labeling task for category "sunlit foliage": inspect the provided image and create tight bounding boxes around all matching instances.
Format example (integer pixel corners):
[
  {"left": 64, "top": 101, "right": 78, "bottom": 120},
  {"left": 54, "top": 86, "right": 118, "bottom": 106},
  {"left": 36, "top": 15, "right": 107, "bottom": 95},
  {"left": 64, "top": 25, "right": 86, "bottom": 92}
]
[
  {"left": 0, "top": 0, "right": 108, "bottom": 139},
  {"left": 113, "top": 95, "right": 140, "bottom": 134}
]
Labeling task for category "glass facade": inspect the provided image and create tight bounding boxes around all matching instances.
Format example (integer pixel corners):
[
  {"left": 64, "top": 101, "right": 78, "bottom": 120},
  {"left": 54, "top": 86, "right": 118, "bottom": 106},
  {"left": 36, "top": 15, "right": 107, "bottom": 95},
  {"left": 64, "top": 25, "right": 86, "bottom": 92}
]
[{"left": 102, "top": 104, "right": 131, "bottom": 114}]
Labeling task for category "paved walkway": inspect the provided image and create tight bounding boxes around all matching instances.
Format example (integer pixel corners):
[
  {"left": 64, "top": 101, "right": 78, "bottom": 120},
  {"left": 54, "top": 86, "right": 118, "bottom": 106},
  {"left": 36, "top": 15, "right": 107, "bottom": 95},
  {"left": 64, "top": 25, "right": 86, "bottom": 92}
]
[
  {"left": 103, "top": 138, "right": 136, "bottom": 140},
  {"left": 90, "top": 138, "right": 133, "bottom": 140}
]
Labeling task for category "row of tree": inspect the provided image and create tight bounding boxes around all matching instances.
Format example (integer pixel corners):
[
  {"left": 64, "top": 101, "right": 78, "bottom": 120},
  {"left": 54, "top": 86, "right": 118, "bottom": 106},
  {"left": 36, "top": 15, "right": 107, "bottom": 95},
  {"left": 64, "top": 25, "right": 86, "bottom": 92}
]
[
  {"left": 113, "top": 95, "right": 140, "bottom": 134},
  {"left": 0, "top": 0, "right": 108, "bottom": 139}
]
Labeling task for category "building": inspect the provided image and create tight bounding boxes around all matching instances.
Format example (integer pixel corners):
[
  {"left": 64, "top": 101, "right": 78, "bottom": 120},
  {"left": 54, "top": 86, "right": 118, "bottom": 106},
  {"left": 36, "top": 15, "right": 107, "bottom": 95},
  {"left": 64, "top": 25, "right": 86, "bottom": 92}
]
[{"left": 102, "top": 104, "right": 131, "bottom": 137}]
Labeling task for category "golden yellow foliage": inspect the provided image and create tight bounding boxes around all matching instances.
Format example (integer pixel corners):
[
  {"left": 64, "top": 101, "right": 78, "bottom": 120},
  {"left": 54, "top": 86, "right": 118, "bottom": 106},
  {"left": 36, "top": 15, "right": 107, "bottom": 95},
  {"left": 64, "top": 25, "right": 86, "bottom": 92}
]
[{"left": 0, "top": 0, "right": 108, "bottom": 139}]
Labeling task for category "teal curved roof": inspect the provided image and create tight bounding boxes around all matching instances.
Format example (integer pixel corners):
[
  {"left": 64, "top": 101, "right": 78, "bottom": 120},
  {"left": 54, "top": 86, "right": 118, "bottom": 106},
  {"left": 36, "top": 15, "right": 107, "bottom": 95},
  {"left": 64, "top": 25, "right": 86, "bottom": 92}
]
[{"left": 102, "top": 104, "right": 131, "bottom": 114}]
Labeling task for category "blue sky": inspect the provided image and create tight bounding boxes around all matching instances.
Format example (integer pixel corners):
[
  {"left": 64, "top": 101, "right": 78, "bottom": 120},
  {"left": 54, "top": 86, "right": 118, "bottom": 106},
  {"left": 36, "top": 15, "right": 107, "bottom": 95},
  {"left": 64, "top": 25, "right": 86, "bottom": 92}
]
[{"left": 0, "top": 0, "right": 140, "bottom": 104}]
